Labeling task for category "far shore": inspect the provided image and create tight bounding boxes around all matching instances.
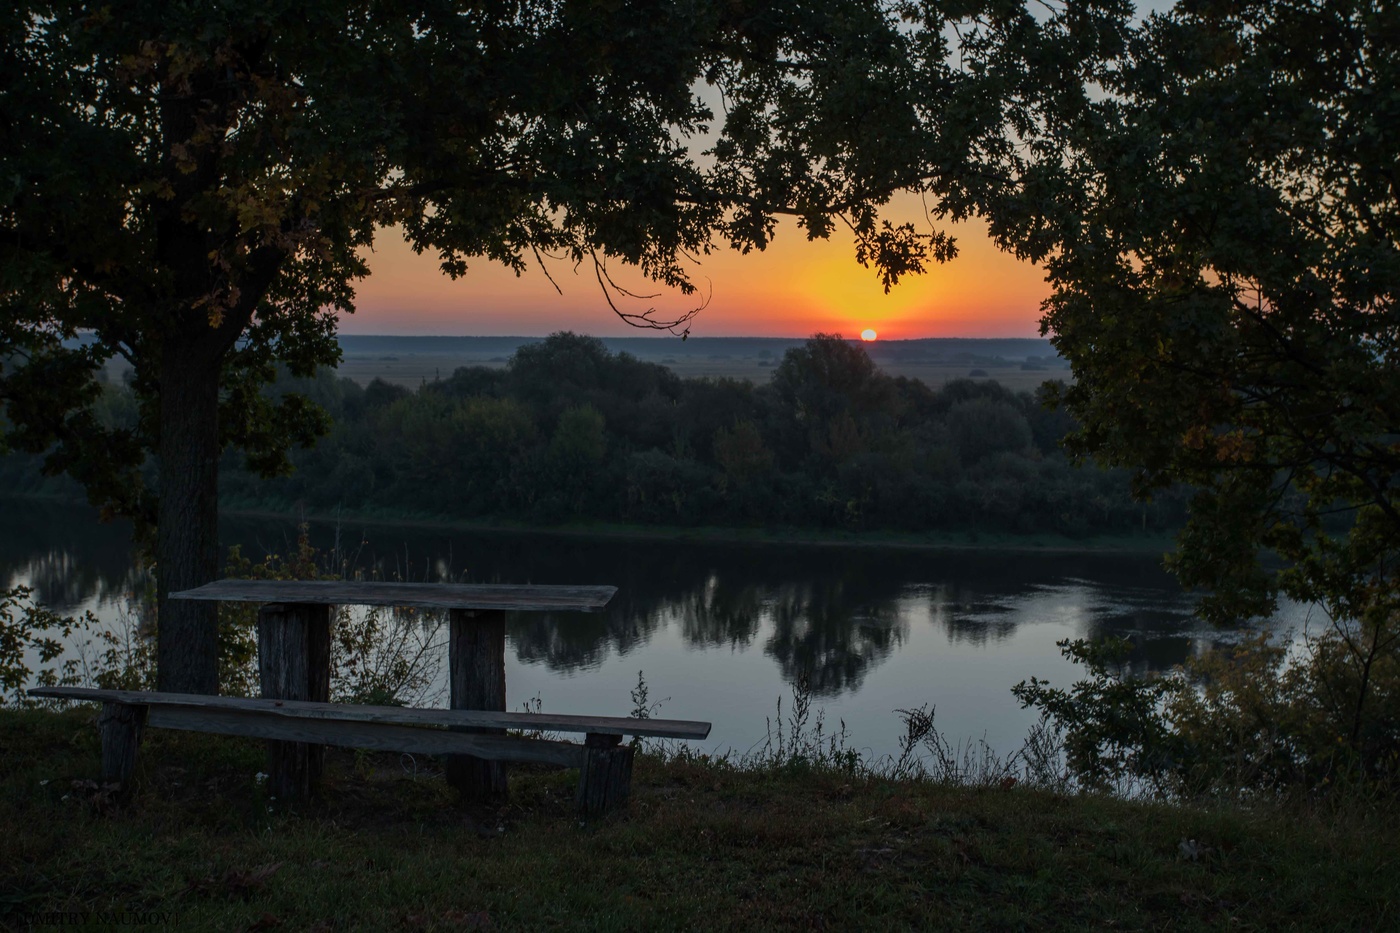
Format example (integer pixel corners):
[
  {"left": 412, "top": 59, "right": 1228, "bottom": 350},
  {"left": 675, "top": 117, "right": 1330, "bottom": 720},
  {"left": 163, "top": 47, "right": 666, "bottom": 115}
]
[
  {"left": 222, "top": 503, "right": 1179, "bottom": 556},
  {"left": 0, "top": 492, "right": 1180, "bottom": 555}
]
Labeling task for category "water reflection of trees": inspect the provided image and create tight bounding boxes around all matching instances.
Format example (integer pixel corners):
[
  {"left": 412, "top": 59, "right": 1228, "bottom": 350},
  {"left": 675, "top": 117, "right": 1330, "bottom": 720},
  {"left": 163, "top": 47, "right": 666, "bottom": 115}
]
[
  {"left": 508, "top": 605, "right": 663, "bottom": 671},
  {"left": 674, "top": 575, "right": 765, "bottom": 650},
  {"left": 1074, "top": 589, "right": 1254, "bottom": 675},
  {"left": 0, "top": 501, "right": 146, "bottom": 611},
  {"left": 764, "top": 581, "right": 907, "bottom": 695},
  {"left": 492, "top": 544, "right": 1267, "bottom": 690},
  {"left": 13, "top": 503, "right": 1224, "bottom": 695},
  {"left": 941, "top": 596, "right": 1021, "bottom": 645},
  {"left": 505, "top": 568, "right": 772, "bottom": 673},
  {"left": 414, "top": 534, "right": 922, "bottom": 691}
]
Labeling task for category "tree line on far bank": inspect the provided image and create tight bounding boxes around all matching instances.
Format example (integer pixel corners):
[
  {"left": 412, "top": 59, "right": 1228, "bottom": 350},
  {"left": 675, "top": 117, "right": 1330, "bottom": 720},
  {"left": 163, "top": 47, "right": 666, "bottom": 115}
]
[
  {"left": 1, "top": 333, "right": 1188, "bottom": 537},
  {"left": 214, "top": 333, "right": 1179, "bottom": 536}
]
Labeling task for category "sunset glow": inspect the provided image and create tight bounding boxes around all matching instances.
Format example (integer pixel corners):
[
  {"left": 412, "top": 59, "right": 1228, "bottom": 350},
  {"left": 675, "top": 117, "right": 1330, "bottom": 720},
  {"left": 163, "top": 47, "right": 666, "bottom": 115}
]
[{"left": 348, "top": 193, "right": 1050, "bottom": 338}]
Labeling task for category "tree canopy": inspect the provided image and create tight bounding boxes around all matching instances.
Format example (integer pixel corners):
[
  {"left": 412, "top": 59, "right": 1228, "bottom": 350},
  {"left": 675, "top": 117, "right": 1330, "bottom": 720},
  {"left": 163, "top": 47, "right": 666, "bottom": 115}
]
[
  {"left": 1000, "top": 0, "right": 1399, "bottom": 623},
  {"left": 1, "top": 1, "right": 1053, "bottom": 692},
  {"left": 970, "top": 0, "right": 1400, "bottom": 776},
  {"left": 9, "top": 0, "right": 1390, "bottom": 714},
  {"left": 189, "top": 333, "right": 1171, "bottom": 535}
]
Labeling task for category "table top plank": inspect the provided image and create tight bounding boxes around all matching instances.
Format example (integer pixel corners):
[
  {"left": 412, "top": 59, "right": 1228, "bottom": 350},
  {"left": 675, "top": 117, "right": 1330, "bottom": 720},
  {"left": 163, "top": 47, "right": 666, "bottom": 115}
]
[{"left": 169, "top": 580, "right": 616, "bottom": 612}]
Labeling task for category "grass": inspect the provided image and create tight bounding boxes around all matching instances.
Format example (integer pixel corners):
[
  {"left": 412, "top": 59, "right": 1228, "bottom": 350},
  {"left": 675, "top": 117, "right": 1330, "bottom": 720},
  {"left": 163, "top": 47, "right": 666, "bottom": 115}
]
[{"left": 3, "top": 708, "right": 1395, "bottom": 931}]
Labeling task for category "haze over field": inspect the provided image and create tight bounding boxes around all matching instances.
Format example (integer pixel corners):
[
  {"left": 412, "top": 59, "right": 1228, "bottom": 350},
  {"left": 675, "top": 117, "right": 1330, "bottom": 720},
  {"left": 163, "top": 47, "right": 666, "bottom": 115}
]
[
  {"left": 90, "top": 334, "right": 1067, "bottom": 392},
  {"left": 333, "top": 334, "right": 1069, "bottom": 391}
]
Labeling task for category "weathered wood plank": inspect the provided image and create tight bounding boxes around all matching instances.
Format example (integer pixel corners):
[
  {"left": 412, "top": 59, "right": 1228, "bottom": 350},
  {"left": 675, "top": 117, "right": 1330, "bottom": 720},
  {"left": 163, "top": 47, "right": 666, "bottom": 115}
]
[
  {"left": 143, "top": 706, "right": 586, "bottom": 768},
  {"left": 446, "top": 607, "right": 509, "bottom": 799},
  {"left": 169, "top": 580, "right": 616, "bottom": 612},
  {"left": 258, "top": 602, "right": 332, "bottom": 804},
  {"left": 307, "top": 605, "right": 330, "bottom": 783},
  {"left": 577, "top": 732, "right": 634, "bottom": 816},
  {"left": 28, "top": 688, "right": 712, "bottom": 740},
  {"left": 99, "top": 701, "right": 146, "bottom": 789}
]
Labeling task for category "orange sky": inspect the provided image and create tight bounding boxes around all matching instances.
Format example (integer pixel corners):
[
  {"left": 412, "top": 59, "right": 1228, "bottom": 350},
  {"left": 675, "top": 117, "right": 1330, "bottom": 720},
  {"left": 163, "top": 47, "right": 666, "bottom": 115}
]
[{"left": 346, "top": 194, "right": 1050, "bottom": 339}]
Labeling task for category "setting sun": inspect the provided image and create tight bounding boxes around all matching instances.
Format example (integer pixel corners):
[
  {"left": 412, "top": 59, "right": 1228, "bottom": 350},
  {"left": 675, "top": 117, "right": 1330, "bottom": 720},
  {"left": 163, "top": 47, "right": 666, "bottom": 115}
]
[
  {"left": 349, "top": 206, "right": 1051, "bottom": 338},
  {"left": 860, "top": 328, "right": 877, "bottom": 341}
]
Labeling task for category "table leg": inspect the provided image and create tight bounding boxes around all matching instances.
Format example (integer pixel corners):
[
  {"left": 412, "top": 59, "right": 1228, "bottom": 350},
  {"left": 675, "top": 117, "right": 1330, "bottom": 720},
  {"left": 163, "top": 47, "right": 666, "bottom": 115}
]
[
  {"left": 258, "top": 601, "right": 332, "bottom": 805},
  {"left": 446, "top": 607, "right": 509, "bottom": 800},
  {"left": 99, "top": 701, "right": 147, "bottom": 792},
  {"left": 577, "top": 732, "right": 634, "bottom": 816}
]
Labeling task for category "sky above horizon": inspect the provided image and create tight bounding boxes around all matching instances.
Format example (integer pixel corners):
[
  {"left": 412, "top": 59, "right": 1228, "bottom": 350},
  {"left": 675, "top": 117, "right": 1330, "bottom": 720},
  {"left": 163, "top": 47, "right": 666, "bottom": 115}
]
[{"left": 346, "top": 192, "right": 1051, "bottom": 340}]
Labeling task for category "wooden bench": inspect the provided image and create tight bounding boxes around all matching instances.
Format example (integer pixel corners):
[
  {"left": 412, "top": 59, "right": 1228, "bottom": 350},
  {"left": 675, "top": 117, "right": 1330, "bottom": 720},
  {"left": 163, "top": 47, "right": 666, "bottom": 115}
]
[
  {"left": 168, "top": 580, "right": 622, "bottom": 802},
  {"left": 29, "top": 687, "right": 711, "bottom": 815}
]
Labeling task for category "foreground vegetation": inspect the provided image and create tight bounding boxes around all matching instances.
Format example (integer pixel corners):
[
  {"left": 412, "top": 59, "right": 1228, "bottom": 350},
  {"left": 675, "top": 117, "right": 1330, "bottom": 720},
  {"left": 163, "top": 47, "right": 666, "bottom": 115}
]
[
  {"left": 3, "top": 707, "right": 1395, "bottom": 932},
  {"left": 3, "top": 531, "right": 1396, "bottom": 930}
]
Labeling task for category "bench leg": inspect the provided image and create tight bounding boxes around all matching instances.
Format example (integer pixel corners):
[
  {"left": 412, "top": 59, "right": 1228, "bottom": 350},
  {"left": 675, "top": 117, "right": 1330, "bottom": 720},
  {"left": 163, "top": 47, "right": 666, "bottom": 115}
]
[
  {"left": 99, "top": 701, "right": 146, "bottom": 790},
  {"left": 577, "top": 733, "right": 634, "bottom": 816},
  {"left": 258, "top": 602, "right": 331, "bottom": 806},
  {"left": 446, "top": 608, "right": 509, "bottom": 801}
]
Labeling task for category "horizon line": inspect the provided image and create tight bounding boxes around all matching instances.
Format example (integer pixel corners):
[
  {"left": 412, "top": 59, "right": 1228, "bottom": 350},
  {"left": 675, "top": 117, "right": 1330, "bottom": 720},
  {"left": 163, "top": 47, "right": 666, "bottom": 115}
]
[{"left": 336, "top": 333, "right": 1053, "bottom": 341}]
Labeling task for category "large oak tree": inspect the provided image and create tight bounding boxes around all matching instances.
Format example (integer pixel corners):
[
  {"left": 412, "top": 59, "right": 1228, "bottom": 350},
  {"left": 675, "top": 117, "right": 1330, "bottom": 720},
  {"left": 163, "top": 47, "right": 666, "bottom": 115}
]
[{"left": 1, "top": 1, "right": 1032, "bottom": 693}]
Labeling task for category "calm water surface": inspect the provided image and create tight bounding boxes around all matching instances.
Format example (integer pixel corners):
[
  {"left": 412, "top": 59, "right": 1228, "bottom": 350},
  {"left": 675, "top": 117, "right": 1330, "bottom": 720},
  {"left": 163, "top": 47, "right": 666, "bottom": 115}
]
[{"left": 4, "top": 500, "right": 1309, "bottom": 761}]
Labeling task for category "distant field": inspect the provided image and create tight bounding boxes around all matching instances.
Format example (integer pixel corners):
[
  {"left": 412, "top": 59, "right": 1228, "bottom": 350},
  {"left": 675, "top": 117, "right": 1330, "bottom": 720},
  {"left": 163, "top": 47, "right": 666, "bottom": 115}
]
[
  {"left": 93, "top": 334, "right": 1072, "bottom": 392},
  {"left": 335, "top": 335, "right": 1072, "bottom": 393}
]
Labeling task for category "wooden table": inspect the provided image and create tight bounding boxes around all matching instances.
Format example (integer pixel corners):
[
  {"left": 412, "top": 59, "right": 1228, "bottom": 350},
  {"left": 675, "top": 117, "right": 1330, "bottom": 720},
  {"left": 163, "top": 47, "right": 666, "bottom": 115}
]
[{"left": 171, "top": 580, "right": 616, "bottom": 800}]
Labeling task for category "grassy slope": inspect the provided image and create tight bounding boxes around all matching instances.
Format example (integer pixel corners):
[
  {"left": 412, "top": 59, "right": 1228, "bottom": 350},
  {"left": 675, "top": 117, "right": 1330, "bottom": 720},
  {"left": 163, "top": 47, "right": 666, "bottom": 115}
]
[{"left": 2, "top": 708, "right": 1393, "bottom": 932}]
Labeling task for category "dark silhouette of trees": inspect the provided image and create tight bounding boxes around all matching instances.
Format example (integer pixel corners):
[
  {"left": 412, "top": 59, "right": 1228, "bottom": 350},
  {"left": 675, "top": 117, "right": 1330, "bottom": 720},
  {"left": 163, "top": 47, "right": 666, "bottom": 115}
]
[
  {"left": 972, "top": 1, "right": 1400, "bottom": 790},
  {"left": 965, "top": 0, "right": 1400, "bottom": 634},
  {"left": 208, "top": 333, "right": 1189, "bottom": 536},
  {"left": 1, "top": 2, "right": 1009, "bottom": 693}
]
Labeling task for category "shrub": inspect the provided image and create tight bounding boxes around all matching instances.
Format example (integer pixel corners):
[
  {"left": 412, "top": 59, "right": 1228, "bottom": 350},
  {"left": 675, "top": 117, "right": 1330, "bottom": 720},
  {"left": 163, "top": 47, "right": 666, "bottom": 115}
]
[
  {"left": 1016, "top": 618, "right": 1400, "bottom": 800},
  {"left": 0, "top": 585, "right": 155, "bottom": 705},
  {"left": 0, "top": 586, "right": 94, "bottom": 705}
]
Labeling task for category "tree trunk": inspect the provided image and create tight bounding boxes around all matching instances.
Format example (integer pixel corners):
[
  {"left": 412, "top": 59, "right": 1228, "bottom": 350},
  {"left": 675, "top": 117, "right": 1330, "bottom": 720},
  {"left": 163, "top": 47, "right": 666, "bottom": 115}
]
[{"left": 155, "top": 343, "right": 222, "bottom": 695}]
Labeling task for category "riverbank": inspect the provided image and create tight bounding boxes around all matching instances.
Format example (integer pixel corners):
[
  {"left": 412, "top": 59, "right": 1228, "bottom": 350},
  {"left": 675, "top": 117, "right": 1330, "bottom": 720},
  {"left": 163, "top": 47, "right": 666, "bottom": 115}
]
[
  {"left": 0, "top": 492, "right": 1180, "bottom": 555},
  {"left": 224, "top": 504, "right": 1181, "bottom": 556},
  {"left": 3, "top": 707, "right": 1390, "bottom": 930}
]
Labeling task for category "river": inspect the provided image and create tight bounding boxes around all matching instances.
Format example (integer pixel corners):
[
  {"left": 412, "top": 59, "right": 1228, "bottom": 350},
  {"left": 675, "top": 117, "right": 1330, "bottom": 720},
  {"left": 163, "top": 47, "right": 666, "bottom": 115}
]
[{"left": 3, "top": 499, "right": 1309, "bottom": 764}]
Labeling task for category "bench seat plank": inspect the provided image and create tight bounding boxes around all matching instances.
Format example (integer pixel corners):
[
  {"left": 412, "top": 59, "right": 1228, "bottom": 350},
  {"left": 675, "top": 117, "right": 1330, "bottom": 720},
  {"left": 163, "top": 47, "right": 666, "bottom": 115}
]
[
  {"left": 169, "top": 580, "right": 616, "bottom": 613},
  {"left": 28, "top": 687, "right": 712, "bottom": 741},
  {"left": 144, "top": 705, "right": 587, "bottom": 767}
]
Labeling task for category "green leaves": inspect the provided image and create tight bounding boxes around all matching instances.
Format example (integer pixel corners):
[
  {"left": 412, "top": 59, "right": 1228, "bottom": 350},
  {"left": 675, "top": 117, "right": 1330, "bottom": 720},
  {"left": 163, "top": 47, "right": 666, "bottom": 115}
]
[
  {"left": 976, "top": 1, "right": 1400, "bottom": 790},
  {"left": 972, "top": 1, "right": 1400, "bottom": 646},
  {"left": 0, "top": 586, "right": 98, "bottom": 705},
  {"left": 1013, "top": 638, "right": 1187, "bottom": 795}
]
